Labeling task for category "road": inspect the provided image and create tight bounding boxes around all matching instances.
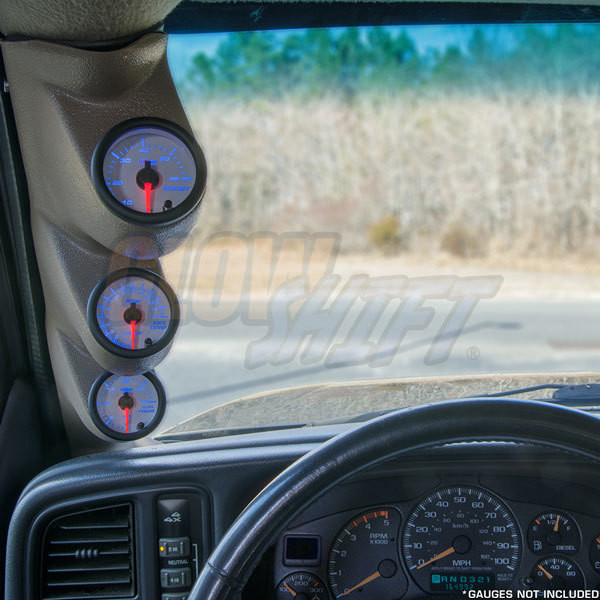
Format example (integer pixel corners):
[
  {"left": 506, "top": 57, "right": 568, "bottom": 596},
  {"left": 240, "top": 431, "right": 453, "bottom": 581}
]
[{"left": 156, "top": 299, "right": 600, "bottom": 430}]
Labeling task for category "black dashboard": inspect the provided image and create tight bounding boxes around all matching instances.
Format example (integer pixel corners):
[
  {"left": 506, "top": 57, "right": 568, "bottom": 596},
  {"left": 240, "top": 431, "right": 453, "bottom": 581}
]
[
  {"left": 6, "top": 425, "right": 600, "bottom": 600},
  {"left": 273, "top": 446, "right": 600, "bottom": 598}
]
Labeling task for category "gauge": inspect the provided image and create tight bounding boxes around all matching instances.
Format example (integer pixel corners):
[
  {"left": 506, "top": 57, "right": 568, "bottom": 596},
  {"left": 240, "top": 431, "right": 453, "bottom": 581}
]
[
  {"left": 530, "top": 556, "right": 585, "bottom": 590},
  {"left": 87, "top": 268, "right": 179, "bottom": 358},
  {"left": 89, "top": 371, "right": 165, "bottom": 440},
  {"left": 328, "top": 508, "right": 407, "bottom": 599},
  {"left": 590, "top": 535, "right": 600, "bottom": 572},
  {"left": 403, "top": 486, "right": 520, "bottom": 593},
  {"left": 92, "top": 117, "right": 207, "bottom": 225},
  {"left": 527, "top": 511, "right": 580, "bottom": 555},
  {"left": 276, "top": 572, "right": 328, "bottom": 600}
]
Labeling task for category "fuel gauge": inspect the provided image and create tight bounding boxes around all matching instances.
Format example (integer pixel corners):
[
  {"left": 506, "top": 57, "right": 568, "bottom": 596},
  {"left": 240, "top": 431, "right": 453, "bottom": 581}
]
[
  {"left": 528, "top": 512, "right": 580, "bottom": 555},
  {"left": 87, "top": 267, "right": 179, "bottom": 358},
  {"left": 89, "top": 371, "right": 165, "bottom": 440}
]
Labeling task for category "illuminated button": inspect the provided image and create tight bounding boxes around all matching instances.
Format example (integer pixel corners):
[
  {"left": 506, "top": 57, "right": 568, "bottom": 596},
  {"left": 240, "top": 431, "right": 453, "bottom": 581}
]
[
  {"left": 159, "top": 537, "right": 190, "bottom": 558},
  {"left": 160, "top": 568, "right": 191, "bottom": 588}
]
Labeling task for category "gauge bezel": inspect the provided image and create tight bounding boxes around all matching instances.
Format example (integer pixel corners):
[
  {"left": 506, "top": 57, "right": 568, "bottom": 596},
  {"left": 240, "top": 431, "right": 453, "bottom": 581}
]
[
  {"left": 88, "top": 370, "right": 166, "bottom": 441},
  {"left": 91, "top": 117, "right": 207, "bottom": 226},
  {"left": 87, "top": 267, "right": 180, "bottom": 359}
]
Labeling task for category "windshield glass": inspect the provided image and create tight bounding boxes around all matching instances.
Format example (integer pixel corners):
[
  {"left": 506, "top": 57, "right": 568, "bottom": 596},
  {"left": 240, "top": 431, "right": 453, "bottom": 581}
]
[{"left": 158, "top": 23, "right": 600, "bottom": 433}]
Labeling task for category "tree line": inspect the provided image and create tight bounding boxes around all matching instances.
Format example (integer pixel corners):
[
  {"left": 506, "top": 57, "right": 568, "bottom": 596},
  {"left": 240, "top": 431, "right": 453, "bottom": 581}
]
[{"left": 181, "top": 24, "right": 600, "bottom": 98}]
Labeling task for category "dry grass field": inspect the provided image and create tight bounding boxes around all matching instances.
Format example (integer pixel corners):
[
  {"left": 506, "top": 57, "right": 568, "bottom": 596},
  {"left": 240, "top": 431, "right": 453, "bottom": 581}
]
[{"left": 163, "top": 90, "right": 600, "bottom": 299}]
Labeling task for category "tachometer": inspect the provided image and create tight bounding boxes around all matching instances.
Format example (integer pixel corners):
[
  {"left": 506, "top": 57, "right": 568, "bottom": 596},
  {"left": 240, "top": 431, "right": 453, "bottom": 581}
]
[
  {"left": 92, "top": 117, "right": 207, "bottom": 225},
  {"left": 328, "top": 508, "right": 407, "bottom": 599},
  {"left": 403, "top": 486, "right": 520, "bottom": 593}
]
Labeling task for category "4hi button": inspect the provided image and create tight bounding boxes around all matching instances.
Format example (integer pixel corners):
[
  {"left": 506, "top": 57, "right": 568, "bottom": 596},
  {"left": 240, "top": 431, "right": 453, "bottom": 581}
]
[{"left": 161, "top": 568, "right": 191, "bottom": 589}]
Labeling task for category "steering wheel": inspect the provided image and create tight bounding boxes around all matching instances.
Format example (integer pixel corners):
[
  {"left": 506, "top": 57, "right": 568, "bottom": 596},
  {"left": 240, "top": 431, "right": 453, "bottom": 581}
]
[{"left": 188, "top": 398, "right": 600, "bottom": 599}]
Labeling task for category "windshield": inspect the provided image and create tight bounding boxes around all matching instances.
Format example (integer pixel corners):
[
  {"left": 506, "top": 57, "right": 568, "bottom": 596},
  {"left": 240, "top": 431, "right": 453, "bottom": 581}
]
[{"left": 158, "top": 23, "right": 600, "bottom": 433}]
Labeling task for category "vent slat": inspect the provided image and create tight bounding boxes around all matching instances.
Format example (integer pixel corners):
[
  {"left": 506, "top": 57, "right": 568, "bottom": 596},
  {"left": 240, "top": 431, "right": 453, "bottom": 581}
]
[
  {"left": 49, "top": 529, "right": 129, "bottom": 544},
  {"left": 57, "top": 514, "right": 129, "bottom": 529},
  {"left": 47, "top": 571, "right": 131, "bottom": 586},
  {"left": 47, "top": 548, "right": 129, "bottom": 558},
  {"left": 42, "top": 583, "right": 133, "bottom": 600},
  {"left": 42, "top": 504, "right": 135, "bottom": 599},
  {"left": 47, "top": 556, "right": 130, "bottom": 572}
]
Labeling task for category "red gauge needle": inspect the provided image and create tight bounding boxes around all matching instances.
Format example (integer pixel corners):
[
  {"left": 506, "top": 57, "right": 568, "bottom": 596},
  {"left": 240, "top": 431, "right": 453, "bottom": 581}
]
[
  {"left": 130, "top": 320, "right": 136, "bottom": 350},
  {"left": 124, "top": 407, "right": 130, "bottom": 434},
  {"left": 144, "top": 182, "right": 152, "bottom": 213}
]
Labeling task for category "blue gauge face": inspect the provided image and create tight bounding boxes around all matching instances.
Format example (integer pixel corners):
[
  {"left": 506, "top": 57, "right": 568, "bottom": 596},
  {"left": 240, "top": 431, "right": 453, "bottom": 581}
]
[
  {"left": 90, "top": 372, "right": 165, "bottom": 440},
  {"left": 92, "top": 118, "right": 207, "bottom": 225},
  {"left": 88, "top": 268, "right": 179, "bottom": 358}
]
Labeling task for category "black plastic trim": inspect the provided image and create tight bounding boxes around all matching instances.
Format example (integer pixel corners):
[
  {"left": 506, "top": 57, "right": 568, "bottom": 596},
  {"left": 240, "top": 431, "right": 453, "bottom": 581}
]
[
  {"left": 91, "top": 117, "right": 207, "bottom": 227},
  {"left": 88, "top": 371, "right": 166, "bottom": 441},
  {"left": 86, "top": 267, "right": 180, "bottom": 359},
  {"left": 164, "top": 2, "right": 600, "bottom": 34}
]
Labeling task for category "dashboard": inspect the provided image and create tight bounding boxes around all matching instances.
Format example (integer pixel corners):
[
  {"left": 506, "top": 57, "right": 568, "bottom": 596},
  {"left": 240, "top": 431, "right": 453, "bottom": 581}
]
[
  {"left": 272, "top": 443, "right": 600, "bottom": 599},
  {"left": 7, "top": 425, "right": 600, "bottom": 600}
]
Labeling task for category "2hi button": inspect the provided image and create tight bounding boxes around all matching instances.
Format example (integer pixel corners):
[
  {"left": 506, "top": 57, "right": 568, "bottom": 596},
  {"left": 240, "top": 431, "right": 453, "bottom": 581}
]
[{"left": 160, "top": 537, "right": 190, "bottom": 558}]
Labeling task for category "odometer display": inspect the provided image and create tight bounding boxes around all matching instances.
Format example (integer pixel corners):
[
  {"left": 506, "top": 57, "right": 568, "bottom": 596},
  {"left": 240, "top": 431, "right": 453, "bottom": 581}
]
[{"left": 403, "top": 486, "right": 520, "bottom": 593}]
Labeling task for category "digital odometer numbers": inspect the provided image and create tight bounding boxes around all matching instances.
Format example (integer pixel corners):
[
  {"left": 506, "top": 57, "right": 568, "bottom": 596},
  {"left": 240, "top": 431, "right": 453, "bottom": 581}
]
[
  {"left": 92, "top": 118, "right": 207, "bottom": 225},
  {"left": 87, "top": 268, "right": 179, "bottom": 358},
  {"left": 89, "top": 371, "right": 166, "bottom": 440},
  {"left": 403, "top": 486, "right": 521, "bottom": 594},
  {"left": 328, "top": 508, "right": 408, "bottom": 599}
]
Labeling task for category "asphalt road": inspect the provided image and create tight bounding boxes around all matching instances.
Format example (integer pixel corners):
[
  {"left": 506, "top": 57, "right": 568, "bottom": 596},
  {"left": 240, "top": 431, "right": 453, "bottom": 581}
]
[{"left": 156, "top": 299, "right": 600, "bottom": 430}]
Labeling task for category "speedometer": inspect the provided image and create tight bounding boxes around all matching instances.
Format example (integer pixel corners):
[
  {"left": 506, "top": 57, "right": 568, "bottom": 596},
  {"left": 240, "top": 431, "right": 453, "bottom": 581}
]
[{"left": 403, "top": 486, "right": 521, "bottom": 594}]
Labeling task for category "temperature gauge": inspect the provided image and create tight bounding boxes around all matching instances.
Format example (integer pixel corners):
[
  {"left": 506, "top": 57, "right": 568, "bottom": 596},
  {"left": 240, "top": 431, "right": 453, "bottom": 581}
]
[
  {"left": 89, "top": 371, "right": 165, "bottom": 440},
  {"left": 276, "top": 572, "right": 328, "bottom": 600},
  {"left": 92, "top": 117, "right": 207, "bottom": 224},
  {"left": 87, "top": 267, "right": 179, "bottom": 357}
]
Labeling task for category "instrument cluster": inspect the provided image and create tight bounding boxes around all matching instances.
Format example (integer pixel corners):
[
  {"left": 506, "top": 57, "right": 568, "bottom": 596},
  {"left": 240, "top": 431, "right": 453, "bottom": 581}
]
[{"left": 274, "top": 481, "right": 600, "bottom": 598}]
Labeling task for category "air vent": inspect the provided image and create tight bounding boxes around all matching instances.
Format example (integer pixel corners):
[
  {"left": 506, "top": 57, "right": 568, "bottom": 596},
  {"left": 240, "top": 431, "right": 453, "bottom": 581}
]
[{"left": 41, "top": 503, "right": 135, "bottom": 600}]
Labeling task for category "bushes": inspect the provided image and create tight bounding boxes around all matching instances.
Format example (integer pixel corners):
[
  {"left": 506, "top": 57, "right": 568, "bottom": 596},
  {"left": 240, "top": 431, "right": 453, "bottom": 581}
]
[
  {"left": 367, "top": 215, "right": 402, "bottom": 254},
  {"left": 440, "top": 222, "right": 486, "bottom": 258}
]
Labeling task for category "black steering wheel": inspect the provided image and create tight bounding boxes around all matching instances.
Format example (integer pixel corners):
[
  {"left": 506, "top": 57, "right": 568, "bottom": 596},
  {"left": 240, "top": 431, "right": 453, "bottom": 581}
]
[{"left": 188, "top": 398, "right": 600, "bottom": 599}]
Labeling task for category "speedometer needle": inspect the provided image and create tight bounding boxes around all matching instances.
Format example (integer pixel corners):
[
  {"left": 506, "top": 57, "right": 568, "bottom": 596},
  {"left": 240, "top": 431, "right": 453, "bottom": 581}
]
[
  {"left": 124, "top": 407, "right": 129, "bottom": 434},
  {"left": 283, "top": 583, "right": 296, "bottom": 596},
  {"left": 417, "top": 546, "right": 456, "bottom": 570},
  {"left": 342, "top": 571, "right": 381, "bottom": 596}
]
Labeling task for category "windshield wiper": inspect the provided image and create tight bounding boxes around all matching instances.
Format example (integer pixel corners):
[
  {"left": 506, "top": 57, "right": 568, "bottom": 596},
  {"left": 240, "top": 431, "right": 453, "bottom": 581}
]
[{"left": 470, "top": 382, "right": 600, "bottom": 409}]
